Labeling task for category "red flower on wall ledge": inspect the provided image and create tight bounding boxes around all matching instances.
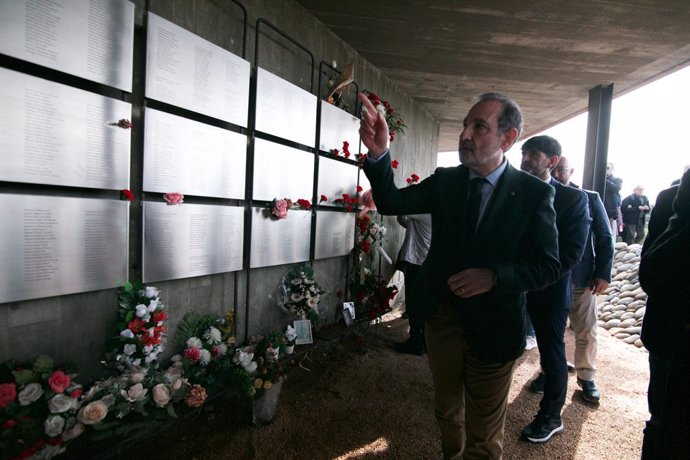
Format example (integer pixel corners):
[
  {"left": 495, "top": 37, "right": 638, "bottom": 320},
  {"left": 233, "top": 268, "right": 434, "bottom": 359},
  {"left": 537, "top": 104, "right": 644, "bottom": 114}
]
[{"left": 109, "top": 118, "right": 133, "bottom": 130}]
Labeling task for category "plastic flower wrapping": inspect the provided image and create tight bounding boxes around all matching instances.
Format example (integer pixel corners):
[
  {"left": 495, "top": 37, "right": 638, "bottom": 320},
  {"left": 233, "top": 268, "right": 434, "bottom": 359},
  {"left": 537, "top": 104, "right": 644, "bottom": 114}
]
[{"left": 278, "top": 264, "right": 326, "bottom": 324}]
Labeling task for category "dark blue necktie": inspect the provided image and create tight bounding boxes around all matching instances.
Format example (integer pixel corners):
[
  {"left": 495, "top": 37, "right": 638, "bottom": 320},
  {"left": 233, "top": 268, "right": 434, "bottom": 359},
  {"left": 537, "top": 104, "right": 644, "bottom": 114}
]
[{"left": 465, "top": 177, "right": 485, "bottom": 243}]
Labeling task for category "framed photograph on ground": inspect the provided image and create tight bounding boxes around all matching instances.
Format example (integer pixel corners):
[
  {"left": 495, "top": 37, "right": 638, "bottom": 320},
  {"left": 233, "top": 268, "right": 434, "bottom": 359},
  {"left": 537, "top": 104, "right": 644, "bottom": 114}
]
[
  {"left": 293, "top": 319, "right": 313, "bottom": 345},
  {"left": 342, "top": 302, "right": 355, "bottom": 327}
]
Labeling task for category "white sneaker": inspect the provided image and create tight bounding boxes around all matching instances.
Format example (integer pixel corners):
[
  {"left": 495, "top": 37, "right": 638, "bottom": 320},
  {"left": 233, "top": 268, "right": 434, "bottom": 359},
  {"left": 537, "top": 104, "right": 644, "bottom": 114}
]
[{"left": 525, "top": 336, "right": 538, "bottom": 351}]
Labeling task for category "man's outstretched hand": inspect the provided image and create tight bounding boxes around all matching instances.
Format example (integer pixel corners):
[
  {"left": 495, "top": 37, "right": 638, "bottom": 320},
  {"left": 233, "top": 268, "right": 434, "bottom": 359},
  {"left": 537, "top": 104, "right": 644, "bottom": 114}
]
[{"left": 358, "top": 92, "right": 389, "bottom": 159}]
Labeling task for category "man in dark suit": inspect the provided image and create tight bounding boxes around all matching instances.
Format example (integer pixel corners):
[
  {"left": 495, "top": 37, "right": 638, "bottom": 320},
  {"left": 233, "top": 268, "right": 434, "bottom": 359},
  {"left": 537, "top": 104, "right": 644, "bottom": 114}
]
[
  {"left": 359, "top": 92, "right": 560, "bottom": 459},
  {"left": 639, "top": 169, "right": 690, "bottom": 459},
  {"left": 552, "top": 156, "right": 614, "bottom": 403},
  {"left": 520, "top": 136, "right": 590, "bottom": 443}
]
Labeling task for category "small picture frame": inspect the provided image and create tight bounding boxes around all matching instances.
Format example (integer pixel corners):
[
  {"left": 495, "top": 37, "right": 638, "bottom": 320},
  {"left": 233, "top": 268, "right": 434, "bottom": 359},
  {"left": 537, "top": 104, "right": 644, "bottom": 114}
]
[
  {"left": 293, "top": 319, "right": 313, "bottom": 345},
  {"left": 342, "top": 301, "right": 355, "bottom": 327}
]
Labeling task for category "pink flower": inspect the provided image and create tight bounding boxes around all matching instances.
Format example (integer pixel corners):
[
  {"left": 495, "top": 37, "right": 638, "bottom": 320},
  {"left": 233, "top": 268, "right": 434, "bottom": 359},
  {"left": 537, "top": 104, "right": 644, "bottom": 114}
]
[
  {"left": 47, "top": 370, "right": 71, "bottom": 394},
  {"left": 272, "top": 199, "right": 289, "bottom": 219},
  {"left": 184, "top": 347, "right": 201, "bottom": 364},
  {"left": 185, "top": 384, "right": 207, "bottom": 408},
  {"left": 0, "top": 383, "right": 16, "bottom": 408},
  {"left": 164, "top": 192, "right": 184, "bottom": 205}
]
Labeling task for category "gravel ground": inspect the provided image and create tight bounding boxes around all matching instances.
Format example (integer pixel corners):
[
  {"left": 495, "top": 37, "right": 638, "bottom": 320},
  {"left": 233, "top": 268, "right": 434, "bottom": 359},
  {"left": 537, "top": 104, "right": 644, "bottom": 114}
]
[{"left": 109, "top": 310, "right": 649, "bottom": 460}]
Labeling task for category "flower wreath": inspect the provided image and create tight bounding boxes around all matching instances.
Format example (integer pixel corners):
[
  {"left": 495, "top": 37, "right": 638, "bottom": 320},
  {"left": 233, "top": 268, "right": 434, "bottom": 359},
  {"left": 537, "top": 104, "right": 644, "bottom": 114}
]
[{"left": 278, "top": 264, "right": 325, "bottom": 323}]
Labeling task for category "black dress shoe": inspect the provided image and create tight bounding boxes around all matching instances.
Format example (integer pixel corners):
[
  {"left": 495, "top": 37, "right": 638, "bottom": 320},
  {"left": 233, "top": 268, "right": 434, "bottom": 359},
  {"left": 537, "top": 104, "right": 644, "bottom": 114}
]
[
  {"left": 394, "top": 338, "right": 426, "bottom": 355},
  {"left": 577, "top": 378, "right": 601, "bottom": 403}
]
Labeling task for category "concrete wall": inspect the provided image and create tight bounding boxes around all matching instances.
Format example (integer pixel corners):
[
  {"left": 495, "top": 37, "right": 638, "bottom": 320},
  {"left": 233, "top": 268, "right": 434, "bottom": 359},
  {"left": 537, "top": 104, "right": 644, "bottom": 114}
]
[{"left": 0, "top": 0, "right": 439, "bottom": 379}]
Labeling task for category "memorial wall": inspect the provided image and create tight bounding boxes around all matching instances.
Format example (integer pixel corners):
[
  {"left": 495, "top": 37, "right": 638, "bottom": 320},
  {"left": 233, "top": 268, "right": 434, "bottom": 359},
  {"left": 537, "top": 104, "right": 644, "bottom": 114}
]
[
  {"left": 0, "top": 0, "right": 438, "bottom": 372},
  {"left": 0, "top": 0, "right": 364, "bottom": 303}
]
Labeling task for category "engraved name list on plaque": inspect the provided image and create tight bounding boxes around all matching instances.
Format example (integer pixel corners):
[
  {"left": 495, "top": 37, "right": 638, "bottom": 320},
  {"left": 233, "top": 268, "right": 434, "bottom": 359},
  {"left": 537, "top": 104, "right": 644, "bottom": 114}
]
[
  {"left": 252, "top": 138, "right": 315, "bottom": 202},
  {"left": 145, "top": 14, "right": 250, "bottom": 127},
  {"left": 319, "top": 100, "right": 360, "bottom": 154},
  {"left": 255, "top": 68, "right": 317, "bottom": 147},
  {"left": 143, "top": 108, "right": 246, "bottom": 199},
  {"left": 317, "top": 156, "right": 359, "bottom": 205},
  {"left": 250, "top": 208, "right": 311, "bottom": 269},
  {"left": 314, "top": 210, "right": 355, "bottom": 260},
  {"left": 0, "top": 0, "right": 135, "bottom": 91},
  {"left": 0, "top": 194, "right": 129, "bottom": 304},
  {"left": 0, "top": 67, "right": 131, "bottom": 189},
  {"left": 142, "top": 202, "right": 244, "bottom": 283}
]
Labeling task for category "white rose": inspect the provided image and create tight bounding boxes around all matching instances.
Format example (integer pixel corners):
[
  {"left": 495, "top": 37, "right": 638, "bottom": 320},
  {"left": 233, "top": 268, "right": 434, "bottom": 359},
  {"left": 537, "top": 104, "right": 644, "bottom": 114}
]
[
  {"left": 147, "top": 298, "right": 159, "bottom": 312},
  {"left": 18, "top": 382, "right": 44, "bottom": 406},
  {"left": 144, "top": 353, "right": 158, "bottom": 364},
  {"left": 152, "top": 383, "right": 171, "bottom": 407},
  {"left": 132, "top": 359, "right": 141, "bottom": 366},
  {"left": 171, "top": 377, "right": 185, "bottom": 392},
  {"left": 143, "top": 345, "right": 153, "bottom": 355},
  {"left": 77, "top": 400, "right": 108, "bottom": 425},
  {"left": 48, "top": 394, "right": 73, "bottom": 413},
  {"left": 135, "top": 304, "right": 148, "bottom": 318},
  {"left": 203, "top": 327, "right": 222, "bottom": 345},
  {"left": 44, "top": 415, "right": 65, "bottom": 437},
  {"left": 144, "top": 286, "right": 159, "bottom": 298},
  {"left": 130, "top": 372, "right": 146, "bottom": 384},
  {"left": 121, "top": 383, "right": 147, "bottom": 402},
  {"left": 186, "top": 337, "right": 202, "bottom": 349},
  {"left": 120, "top": 329, "right": 135, "bottom": 339}
]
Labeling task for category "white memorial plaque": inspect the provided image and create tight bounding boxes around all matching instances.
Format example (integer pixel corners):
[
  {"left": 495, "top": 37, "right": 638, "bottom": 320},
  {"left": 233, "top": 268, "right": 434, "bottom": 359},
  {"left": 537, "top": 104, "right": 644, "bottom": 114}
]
[
  {"left": 250, "top": 207, "right": 311, "bottom": 268},
  {"left": 0, "top": 0, "right": 134, "bottom": 91},
  {"left": 0, "top": 194, "right": 129, "bottom": 303},
  {"left": 142, "top": 202, "right": 244, "bottom": 283},
  {"left": 143, "top": 108, "right": 246, "bottom": 199},
  {"left": 146, "top": 14, "right": 250, "bottom": 127},
  {"left": 314, "top": 210, "right": 355, "bottom": 260},
  {"left": 0, "top": 67, "right": 131, "bottom": 189},
  {"left": 317, "top": 157, "right": 359, "bottom": 204},
  {"left": 319, "top": 101, "right": 360, "bottom": 153},
  {"left": 252, "top": 138, "right": 314, "bottom": 201},
  {"left": 255, "top": 67, "right": 317, "bottom": 147}
]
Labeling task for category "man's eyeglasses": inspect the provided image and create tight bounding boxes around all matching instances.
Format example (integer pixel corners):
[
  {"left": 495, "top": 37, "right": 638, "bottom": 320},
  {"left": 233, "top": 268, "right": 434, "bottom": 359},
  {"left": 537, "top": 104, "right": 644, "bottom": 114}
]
[{"left": 553, "top": 167, "right": 572, "bottom": 173}]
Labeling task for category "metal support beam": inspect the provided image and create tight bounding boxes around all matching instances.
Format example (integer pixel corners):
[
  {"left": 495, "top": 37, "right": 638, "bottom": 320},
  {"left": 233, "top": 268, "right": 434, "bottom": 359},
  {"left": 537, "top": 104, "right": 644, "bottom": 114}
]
[{"left": 583, "top": 84, "right": 613, "bottom": 196}]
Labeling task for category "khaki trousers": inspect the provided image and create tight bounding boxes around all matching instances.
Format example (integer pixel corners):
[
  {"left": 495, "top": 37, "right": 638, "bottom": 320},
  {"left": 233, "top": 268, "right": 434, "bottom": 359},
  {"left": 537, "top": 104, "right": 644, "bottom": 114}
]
[
  {"left": 568, "top": 286, "right": 598, "bottom": 381},
  {"left": 426, "top": 303, "right": 516, "bottom": 460}
]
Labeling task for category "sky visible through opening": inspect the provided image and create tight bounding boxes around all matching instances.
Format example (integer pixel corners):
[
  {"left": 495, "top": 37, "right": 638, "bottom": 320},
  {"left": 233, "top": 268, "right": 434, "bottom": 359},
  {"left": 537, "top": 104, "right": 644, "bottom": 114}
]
[{"left": 438, "top": 65, "right": 690, "bottom": 205}]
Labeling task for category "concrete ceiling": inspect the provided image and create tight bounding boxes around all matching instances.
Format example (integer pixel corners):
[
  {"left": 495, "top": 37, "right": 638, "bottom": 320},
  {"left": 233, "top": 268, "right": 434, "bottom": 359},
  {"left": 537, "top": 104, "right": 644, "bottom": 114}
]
[{"left": 296, "top": 0, "right": 690, "bottom": 151}]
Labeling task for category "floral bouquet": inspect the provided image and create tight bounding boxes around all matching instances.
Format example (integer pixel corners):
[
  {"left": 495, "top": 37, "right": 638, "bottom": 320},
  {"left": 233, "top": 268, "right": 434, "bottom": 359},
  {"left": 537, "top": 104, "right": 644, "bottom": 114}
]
[
  {"left": 0, "top": 355, "right": 83, "bottom": 460},
  {"left": 278, "top": 265, "right": 325, "bottom": 323},
  {"left": 244, "top": 335, "right": 293, "bottom": 400},
  {"left": 352, "top": 268, "right": 399, "bottom": 320},
  {"left": 173, "top": 311, "right": 249, "bottom": 395},
  {"left": 364, "top": 91, "right": 407, "bottom": 142},
  {"left": 109, "top": 282, "right": 167, "bottom": 370},
  {"left": 356, "top": 214, "right": 387, "bottom": 254}
]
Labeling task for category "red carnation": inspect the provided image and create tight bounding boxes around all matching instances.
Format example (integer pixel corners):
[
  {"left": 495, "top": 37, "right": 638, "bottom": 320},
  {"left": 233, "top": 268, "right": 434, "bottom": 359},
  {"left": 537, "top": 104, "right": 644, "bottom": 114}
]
[
  {"left": 152, "top": 310, "right": 168, "bottom": 323},
  {"left": 319, "top": 194, "right": 328, "bottom": 203},
  {"left": 121, "top": 189, "right": 134, "bottom": 201},
  {"left": 391, "top": 160, "right": 399, "bottom": 169}
]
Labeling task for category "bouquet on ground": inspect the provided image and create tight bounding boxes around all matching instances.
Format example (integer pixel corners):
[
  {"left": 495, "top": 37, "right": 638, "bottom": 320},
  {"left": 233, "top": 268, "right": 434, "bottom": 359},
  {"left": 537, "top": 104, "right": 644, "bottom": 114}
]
[
  {"left": 278, "top": 264, "right": 326, "bottom": 323},
  {"left": 244, "top": 335, "right": 293, "bottom": 400},
  {"left": 0, "top": 355, "right": 83, "bottom": 460},
  {"left": 108, "top": 282, "right": 167, "bottom": 370},
  {"left": 173, "top": 311, "right": 249, "bottom": 395}
]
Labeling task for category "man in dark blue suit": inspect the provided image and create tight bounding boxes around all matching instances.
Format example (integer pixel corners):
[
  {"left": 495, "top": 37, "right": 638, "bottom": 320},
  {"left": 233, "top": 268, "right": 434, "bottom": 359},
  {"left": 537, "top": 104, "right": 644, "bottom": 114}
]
[
  {"left": 552, "top": 156, "right": 614, "bottom": 403},
  {"left": 519, "top": 136, "right": 590, "bottom": 443},
  {"left": 359, "top": 92, "right": 560, "bottom": 459}
]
